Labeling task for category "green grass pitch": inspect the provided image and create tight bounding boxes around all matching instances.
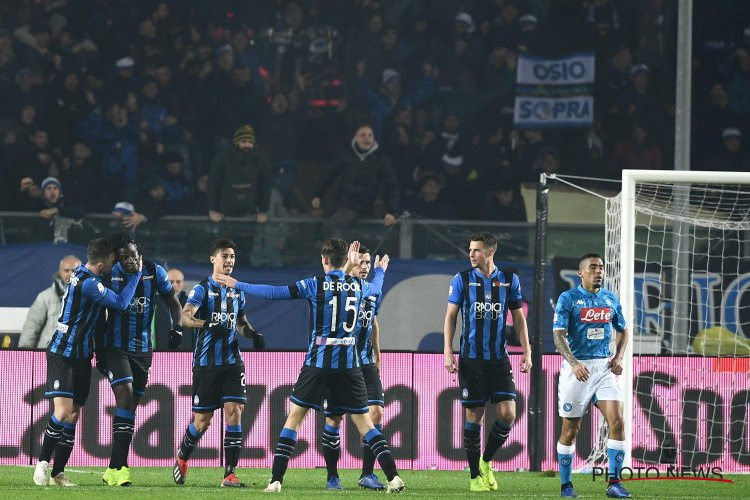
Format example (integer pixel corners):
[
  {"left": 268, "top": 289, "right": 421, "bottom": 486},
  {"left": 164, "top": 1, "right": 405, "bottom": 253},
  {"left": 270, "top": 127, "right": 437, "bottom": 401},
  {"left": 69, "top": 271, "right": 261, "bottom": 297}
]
[{"left": 1, "top": 466, "right": 748, "bottom": 498}]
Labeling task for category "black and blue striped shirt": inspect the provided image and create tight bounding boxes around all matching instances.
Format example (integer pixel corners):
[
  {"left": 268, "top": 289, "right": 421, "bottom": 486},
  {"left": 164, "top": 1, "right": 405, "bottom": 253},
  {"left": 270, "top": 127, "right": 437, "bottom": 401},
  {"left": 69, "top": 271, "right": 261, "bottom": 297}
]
[
  {"left": 448, "top": 267, "right": 523, "bottom": 362},
  {"left": 356, "top": 291, "right": 382, "bottom": 366},
  {"left": 102, "top": 260, "right": 174, "bottom": 353},
  {"left": 291, "top": 270, "right": 382, "bottom": 370},
  {"left": 186, "top": 277, "right": 246, "bottom": 369},
  {"left": 49, "top": 264, "right": 141, "bottom": 359}
]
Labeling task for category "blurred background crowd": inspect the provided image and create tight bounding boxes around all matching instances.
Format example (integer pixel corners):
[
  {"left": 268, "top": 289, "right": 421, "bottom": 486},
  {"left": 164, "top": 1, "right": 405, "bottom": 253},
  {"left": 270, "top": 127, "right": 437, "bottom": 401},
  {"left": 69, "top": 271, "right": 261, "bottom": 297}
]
[{"left": 1, "top": 0, "right": 749, "bottom": 228}]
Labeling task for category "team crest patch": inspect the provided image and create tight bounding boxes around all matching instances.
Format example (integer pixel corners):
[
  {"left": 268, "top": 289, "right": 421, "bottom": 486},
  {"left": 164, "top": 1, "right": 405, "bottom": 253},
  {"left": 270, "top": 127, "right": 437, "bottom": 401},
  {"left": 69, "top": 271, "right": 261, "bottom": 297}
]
[
  {"left": 323, "top": 399, "right": 328, "bottom": 410},
  {"left": 108, "top": 371, "right": 114, "bottom": 381},
  {"left": 97, "top": 282, "right": 105, "bottom": 293},
  {"left": 563, "top": 403, "right": 573, "bottom": 412},
  {"left": 616, "top": 452, "right": 625, "bottom": 463},
  {"left": 53, "top": 380, "right": 60, "bottom": 390},
  {"left": 194, "top": 395, "right": 199, "bottom": 405},
  {"left": 485, "top": 292, "right": 491, "bottom": 301},
  {"left": 560, "top": 457, "right": 572, "bottom": 466},
  {"left": 462, "top": 388, "right": 469, "bottom": 399}
]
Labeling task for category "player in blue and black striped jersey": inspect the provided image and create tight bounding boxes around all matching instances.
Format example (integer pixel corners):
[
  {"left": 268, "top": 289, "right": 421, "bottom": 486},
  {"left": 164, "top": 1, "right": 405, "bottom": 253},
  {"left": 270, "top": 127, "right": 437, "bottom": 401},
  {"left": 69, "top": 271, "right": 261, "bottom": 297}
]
[
  {"left": 173, "top": 238, "right": 265, "bottom": 489},
  {"left": 443, "top": 232, "right": 532, "bottom": 492},
  {"left": 33, "top": 238, "right": 142, "bottom": 487},
  {"left": 97, "top": 233, "right": 184, "bottom": 487},
  {"left": 320, "top": 244, "right": 387, "bottom": 491},
  {"left": 212, "top": 239, "right": 405, "bottom": 493}
]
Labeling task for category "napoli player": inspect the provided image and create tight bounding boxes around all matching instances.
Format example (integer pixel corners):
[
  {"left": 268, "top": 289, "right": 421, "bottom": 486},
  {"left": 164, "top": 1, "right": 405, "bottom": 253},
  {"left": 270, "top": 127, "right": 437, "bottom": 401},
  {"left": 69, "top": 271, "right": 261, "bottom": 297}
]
[
  {"left": 443, "top": 231, "right": 532, "bottom": 492},
  {"left": 212, "top": 239, "right": 404, "bottom": 493},
  {"left": 553, "top": 254, "right": 630, "bottom": 498},
  {"left": 173, "top": 238, "right": 265, "bottom": 488},
  {"left": 33, "top": 238, "right": 142, "bottom": 486},
  {"left": 320, "top": 244, "right": 387, "bottom": 491},
  {"left": 98, "top": 233, "right": 183, "bottom": 486}
]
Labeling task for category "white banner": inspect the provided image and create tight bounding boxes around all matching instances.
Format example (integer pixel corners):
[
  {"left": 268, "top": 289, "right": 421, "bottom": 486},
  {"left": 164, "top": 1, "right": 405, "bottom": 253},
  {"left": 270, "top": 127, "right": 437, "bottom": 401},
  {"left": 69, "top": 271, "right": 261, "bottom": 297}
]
[
  {"left": 516, "top": 53, "right": 595, "bottom": 85},
  {"left": 513, "top": 96, "right": 593, "bottom": 127}
]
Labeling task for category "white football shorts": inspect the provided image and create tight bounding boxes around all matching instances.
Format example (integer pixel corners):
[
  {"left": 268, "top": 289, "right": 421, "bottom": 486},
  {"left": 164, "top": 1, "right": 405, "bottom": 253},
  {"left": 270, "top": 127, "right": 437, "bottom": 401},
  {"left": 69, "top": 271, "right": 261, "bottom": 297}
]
[{"left": 558, "top": 358, "right": 622, "bottom": 418}]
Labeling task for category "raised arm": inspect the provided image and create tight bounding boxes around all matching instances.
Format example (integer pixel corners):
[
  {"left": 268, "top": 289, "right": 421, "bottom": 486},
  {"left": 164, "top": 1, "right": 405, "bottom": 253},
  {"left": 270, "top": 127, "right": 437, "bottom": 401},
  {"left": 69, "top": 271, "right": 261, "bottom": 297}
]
[{"left": 91, "top": 272, "right": 142, "bottom": 311}]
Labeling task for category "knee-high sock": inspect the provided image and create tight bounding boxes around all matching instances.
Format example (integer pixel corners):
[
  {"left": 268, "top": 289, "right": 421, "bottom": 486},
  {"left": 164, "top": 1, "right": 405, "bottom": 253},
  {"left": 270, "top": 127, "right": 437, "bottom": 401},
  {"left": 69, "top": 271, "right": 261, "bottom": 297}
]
[
  {"left": 464, "top": 421, "right": 481, "bottom": 478},
  {"left": 39, "top": 415, "right": 64, "bottom": 463},
  {"left": 607, "top": 439, "right": 626, "bottom": 484},
  {"left": 271, "top": 428, "right": 297, "bottom": 484},
  {"left": 178, "top": 422, "right": 205, "bottom": 460},
  {"left": 110, "top": 408, "right": 135, "bottom": 469},
  {"left": 224, "top": 425, "right": 242, "bottom": 477},
  {"left": 51, "top": 422, "right": 76, "bottom": 477},
  {"left": 322, "top": 423, "right": 341, "bottom": 480},
  {"left": 557, "top": 442, "right": 575, "bottom": 487},
  {"left": 364, "top": 428, "right": 397, "bottom": 481},
  {"left": 482, "top": 420, "right": 511, "bottom": 462},
  {"left": 361, "top": 423, "right": 381, "bottom": 477}
]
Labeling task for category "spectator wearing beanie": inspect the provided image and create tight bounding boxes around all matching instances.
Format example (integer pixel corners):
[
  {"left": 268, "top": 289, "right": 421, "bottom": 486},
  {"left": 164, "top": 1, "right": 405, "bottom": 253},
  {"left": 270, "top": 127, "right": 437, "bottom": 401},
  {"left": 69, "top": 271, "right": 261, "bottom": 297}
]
[
  {"left": 207, "top": 124, "right": 272, "bottom": 223},
  {"left": 27, "top": 177, "right": 85, "bottom": 220}
]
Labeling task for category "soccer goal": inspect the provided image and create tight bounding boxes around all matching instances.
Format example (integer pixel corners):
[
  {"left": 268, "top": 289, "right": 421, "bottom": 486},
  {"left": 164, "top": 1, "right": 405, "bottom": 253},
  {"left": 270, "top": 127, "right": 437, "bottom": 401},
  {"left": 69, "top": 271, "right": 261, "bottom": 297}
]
[{"left": 601, "top": 169, "right": 750, "bottom": 471}]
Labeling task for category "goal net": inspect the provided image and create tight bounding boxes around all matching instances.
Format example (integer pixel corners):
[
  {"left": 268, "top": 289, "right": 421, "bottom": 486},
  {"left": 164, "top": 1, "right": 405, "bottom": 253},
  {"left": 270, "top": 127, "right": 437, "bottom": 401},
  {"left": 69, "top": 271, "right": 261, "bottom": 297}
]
[{"left": 591, "top": 170, "right": 750, "bottom": 471}]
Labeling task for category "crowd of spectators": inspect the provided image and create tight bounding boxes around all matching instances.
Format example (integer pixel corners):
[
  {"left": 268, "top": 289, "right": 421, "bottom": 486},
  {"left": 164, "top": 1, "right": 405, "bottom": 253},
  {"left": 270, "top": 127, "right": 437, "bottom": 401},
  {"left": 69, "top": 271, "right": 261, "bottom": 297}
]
[{"left": 1, "top": 0, "right": 749, "bottom": 228}]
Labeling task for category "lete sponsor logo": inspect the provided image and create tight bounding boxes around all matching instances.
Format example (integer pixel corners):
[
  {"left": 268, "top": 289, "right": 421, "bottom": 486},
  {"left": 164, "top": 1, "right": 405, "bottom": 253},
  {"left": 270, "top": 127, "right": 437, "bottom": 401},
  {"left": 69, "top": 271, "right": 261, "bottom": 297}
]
[{"left": 580, "top": 307, "right": 611, "bottom": 323}]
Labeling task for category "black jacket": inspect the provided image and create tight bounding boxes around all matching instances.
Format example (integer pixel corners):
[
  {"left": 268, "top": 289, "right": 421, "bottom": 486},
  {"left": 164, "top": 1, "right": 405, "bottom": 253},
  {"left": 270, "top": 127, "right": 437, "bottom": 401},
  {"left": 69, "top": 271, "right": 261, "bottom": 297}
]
[{"left": 317, "top": 141, "right": 399, "bottom": 215}]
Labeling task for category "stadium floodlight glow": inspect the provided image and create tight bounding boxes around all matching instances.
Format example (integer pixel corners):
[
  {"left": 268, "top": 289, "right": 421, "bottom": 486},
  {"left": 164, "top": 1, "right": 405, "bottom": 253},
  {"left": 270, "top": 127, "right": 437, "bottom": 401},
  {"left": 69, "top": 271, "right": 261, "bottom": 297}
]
[{"left": 601, "top": 169, "right": 750, "bottom": 470}]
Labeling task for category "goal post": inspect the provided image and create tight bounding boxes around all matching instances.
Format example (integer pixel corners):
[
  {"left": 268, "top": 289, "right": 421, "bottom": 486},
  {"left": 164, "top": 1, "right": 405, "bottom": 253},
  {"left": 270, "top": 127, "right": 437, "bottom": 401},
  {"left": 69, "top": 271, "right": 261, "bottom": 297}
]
[{"left": 615, "top": 169, "right": 750, "bottom": 470}]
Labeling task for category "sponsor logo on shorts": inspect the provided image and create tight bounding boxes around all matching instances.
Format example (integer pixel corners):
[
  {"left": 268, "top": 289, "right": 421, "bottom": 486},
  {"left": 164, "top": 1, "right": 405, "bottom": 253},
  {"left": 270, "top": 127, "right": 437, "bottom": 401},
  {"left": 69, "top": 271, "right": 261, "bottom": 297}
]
[{"left": 580, "top": 307, "right": 611, "bottom": 323}]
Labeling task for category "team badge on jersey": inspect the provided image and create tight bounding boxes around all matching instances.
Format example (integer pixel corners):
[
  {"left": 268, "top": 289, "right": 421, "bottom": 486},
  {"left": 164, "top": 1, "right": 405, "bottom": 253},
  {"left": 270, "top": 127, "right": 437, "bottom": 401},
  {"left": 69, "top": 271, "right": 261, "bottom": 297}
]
[{"left": 485, "top": 292, "right": 491, "bottom": 301}]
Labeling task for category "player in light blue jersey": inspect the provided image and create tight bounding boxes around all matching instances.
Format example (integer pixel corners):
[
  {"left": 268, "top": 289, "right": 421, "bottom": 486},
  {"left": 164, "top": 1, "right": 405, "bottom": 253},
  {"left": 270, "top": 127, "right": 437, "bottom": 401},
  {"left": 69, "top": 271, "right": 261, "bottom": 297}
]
[{"left": 552, "top": 254, "right": 630, "bottom": 499}]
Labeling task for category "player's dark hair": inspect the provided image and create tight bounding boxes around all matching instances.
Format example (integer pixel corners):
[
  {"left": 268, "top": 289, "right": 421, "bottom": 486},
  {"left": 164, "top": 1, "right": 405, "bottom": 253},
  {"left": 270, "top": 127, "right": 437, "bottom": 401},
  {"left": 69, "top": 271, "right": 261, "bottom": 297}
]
[
  {"left": 579, "top": 253, "right": 604, "bottom": 268},
  {"left": 87, "top": 237, "right": 114, "bottom": 264},
  {"left": 470, "top": 231, "right": 498, "bottom": 252},
  {"left": 110, "top": 231, "right": 137, "bottom": 253},
  {"left": 321, "top": 238, "right": 348, "bottom": 267},
  {"left": 358, "top": 244, "right": 371, "bottom": 255},
  {"left": 210, "top": 237, "right": 237, "bottom": 256}
]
